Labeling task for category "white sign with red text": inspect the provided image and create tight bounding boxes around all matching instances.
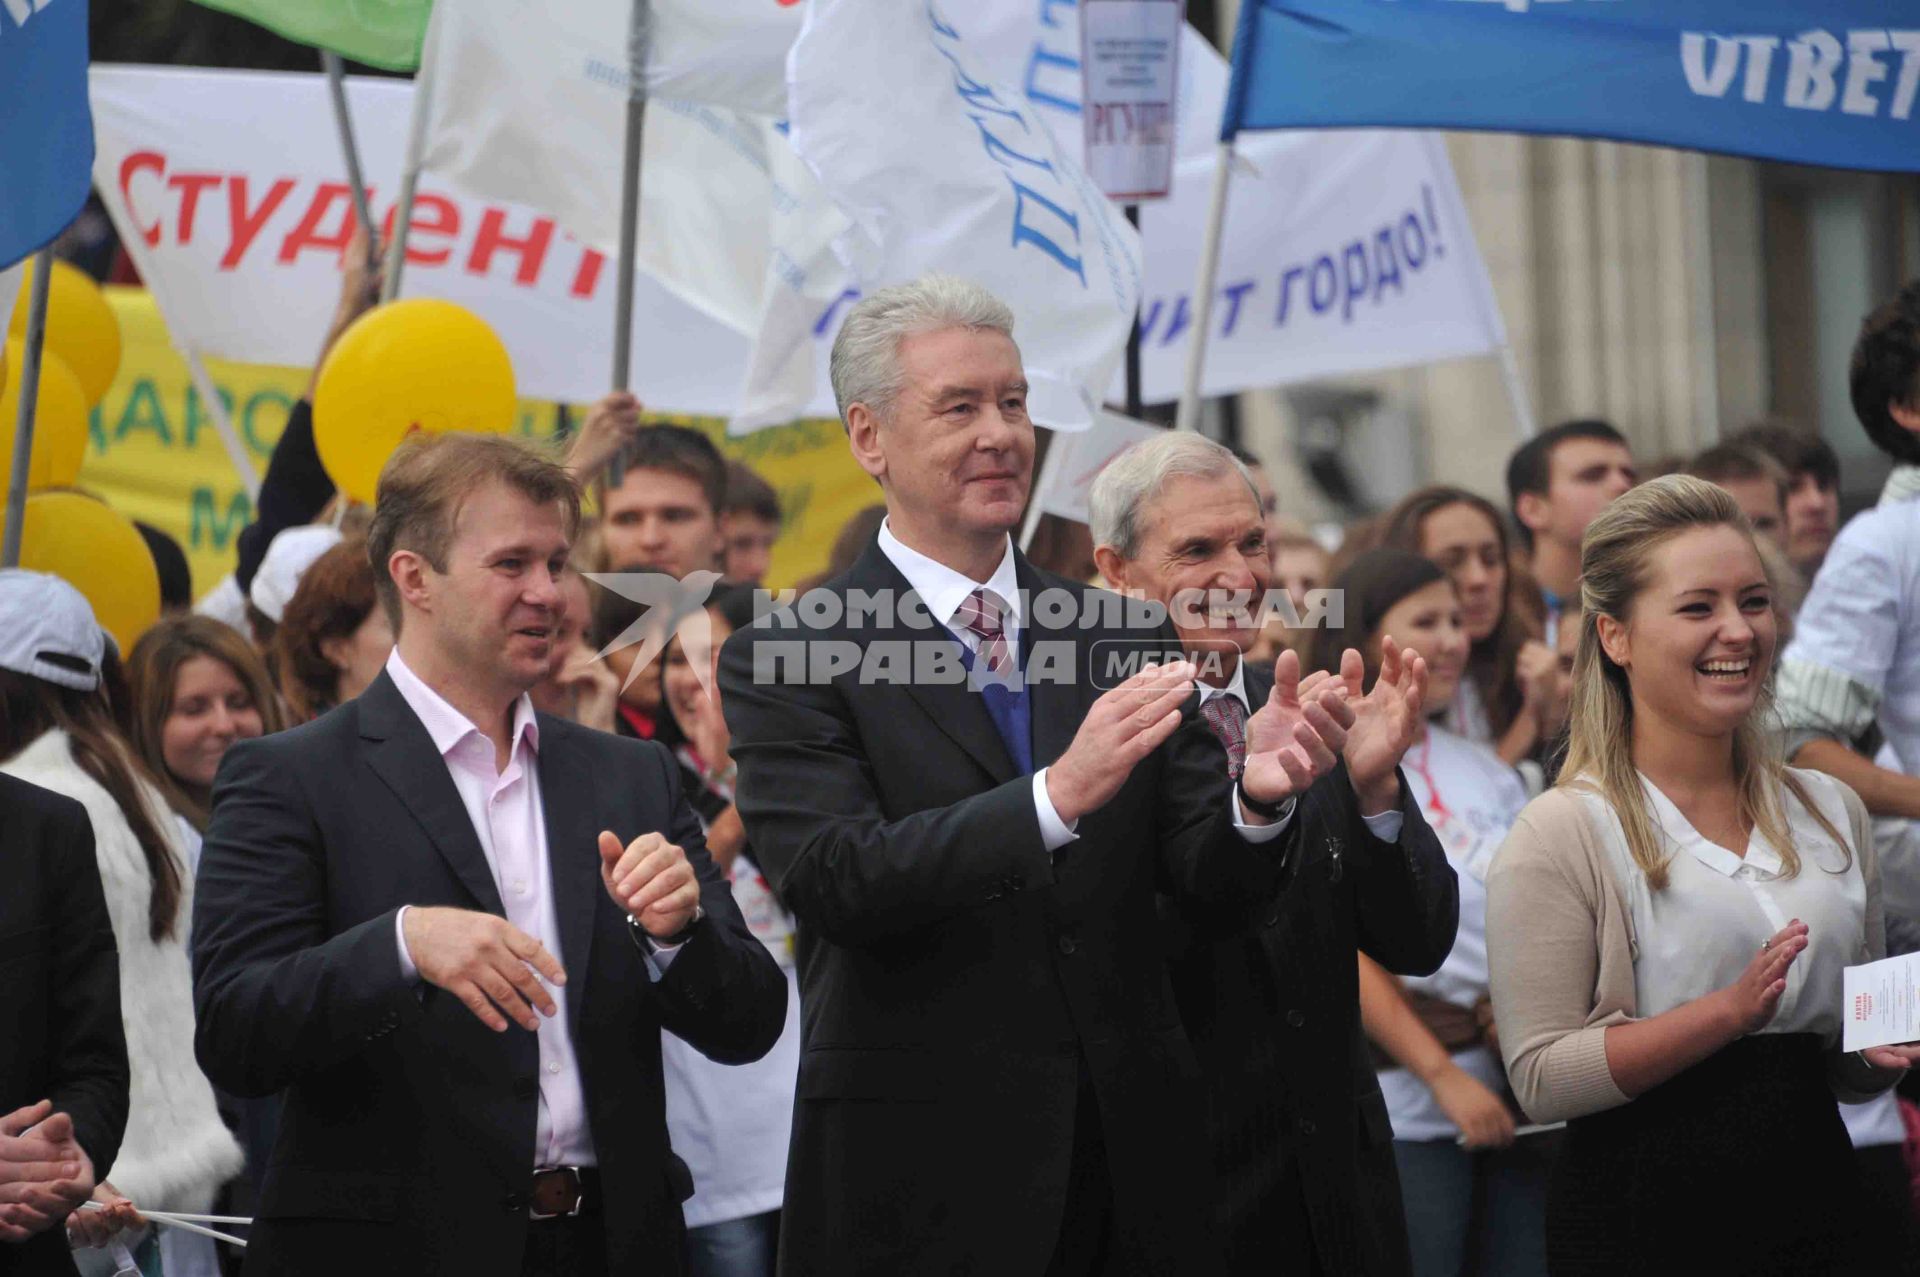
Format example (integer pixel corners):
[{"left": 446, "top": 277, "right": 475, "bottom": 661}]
[{"left": 87, "top": 65, "right": 836, "bottom": 416}]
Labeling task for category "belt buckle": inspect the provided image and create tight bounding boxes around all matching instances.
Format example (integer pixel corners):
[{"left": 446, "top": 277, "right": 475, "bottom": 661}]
[{"left": 530, "top": 1165, "right": 584, "bottom": 1219}]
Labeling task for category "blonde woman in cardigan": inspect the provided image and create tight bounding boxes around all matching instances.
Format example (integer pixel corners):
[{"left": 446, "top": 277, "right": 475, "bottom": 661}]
[{"left": 1486, "top": 476, "right": 1919, "bottom": 1277}]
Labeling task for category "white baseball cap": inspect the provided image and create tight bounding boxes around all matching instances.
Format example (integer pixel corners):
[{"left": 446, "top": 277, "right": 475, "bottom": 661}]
[
  {"left": 250, "top": 525, "right": 344, "bottom": 624},
  {"left": 0, "top": 569, "right": 106, "bottom": 691}
]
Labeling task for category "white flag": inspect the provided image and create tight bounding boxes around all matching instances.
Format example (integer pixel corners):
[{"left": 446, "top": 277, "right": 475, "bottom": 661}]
[
  {"left": 419, "top": 0, "right": 800, "bottom": 315},
  {"left": 783, "top": 0, "right": 1142, "bottom": 431}
]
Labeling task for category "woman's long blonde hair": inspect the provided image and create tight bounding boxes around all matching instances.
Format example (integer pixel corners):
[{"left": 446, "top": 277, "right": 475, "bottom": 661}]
[{"left": 1558, "top": 475, "right": 1846, "bottom": 889}]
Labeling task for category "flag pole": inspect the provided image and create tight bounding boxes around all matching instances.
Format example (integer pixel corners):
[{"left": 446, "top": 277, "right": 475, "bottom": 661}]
[
  {"left": 1123, "top": 204, "right": 1143, "bottom": 418},
  {"left": 320, "top": 50, "right": 382, "bottom": 273},
  {"left": 608, "top": 0, "right": 652, "bottom": 490},
  {"left": 1173, "top": 139, "right": 1234, "bottom": 433},
  {"left": 2, "top": 247, "right": 54, "bottom": 567},
  {"left": 382, "top": 7, "right": 442, "bottom": 303},
  {"left": 612, "top": 0, "right": 651, "bottom": 392}
]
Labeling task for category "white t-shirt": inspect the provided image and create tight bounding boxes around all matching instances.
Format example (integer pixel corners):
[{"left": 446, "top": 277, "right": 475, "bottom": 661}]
[
  {"left": 1379, "top": 725, "right": 1529, "bottom": 1142},
  {"left": 661, "top": 854, "right": 801, "bottom": 1229},
  {"left": 1576, "top": 769, "right": 1869, "bottom": 1040}
]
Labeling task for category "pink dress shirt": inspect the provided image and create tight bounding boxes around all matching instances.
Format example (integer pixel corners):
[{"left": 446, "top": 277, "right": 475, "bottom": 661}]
[{"left": 386, "top": 651, "right": 676, "bottom": 1170}]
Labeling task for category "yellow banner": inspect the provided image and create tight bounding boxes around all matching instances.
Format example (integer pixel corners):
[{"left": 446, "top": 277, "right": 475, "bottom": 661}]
[{"left": 80, "top": 288, "right": 872, "bottom": 597}]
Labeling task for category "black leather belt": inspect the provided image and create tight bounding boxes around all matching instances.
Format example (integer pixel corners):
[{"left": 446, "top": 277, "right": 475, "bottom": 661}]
[{"left": 529, "top": 1166, "right": 602, "bottom": 1219}]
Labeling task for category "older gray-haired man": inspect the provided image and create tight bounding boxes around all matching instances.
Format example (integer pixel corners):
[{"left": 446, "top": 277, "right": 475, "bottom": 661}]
[
  {"left": 719, "top": 276, "right": 1361, "bottom": 1276},
  {"left": 1091, "top": 431, "right": 1458, "bottom": 1277}
]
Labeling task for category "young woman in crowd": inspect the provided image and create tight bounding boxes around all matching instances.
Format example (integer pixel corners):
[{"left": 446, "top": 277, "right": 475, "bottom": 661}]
[
  {"left": 653, "top": 585, "right": 801, "bottom": 1277},
  {"left": 1486, "top": 476, "right": 1919, "bottom": 1275},
  {"left": 1380, "top": 487, "right": 1568, "bottom": 768},
  {"left": 273, "top": 537, "right": 392, "bottom": 723},
  {"left": 126, "top": 615, "right": 284, "bottom": 866},
  {"left": 529, "top": 569, "right": 621, "bottom": 732},
  {"left": 1312, "top": 550, "right": 1549, "bottom": 1277},
  {"left": 0, "top": 572, "right": 243, "bottom": 1277}
]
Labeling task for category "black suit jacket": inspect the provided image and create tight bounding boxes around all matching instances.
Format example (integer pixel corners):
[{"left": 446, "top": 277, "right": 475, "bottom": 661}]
[
  {"left": 718, "top": 544, "right": 1298, "bottom": 1276},
  {"left": 1167, "top": 661, "right": 1458, "bottom": 1276},
  {"left": 0, "top": 772, "right": 128, "bottom": 1277},
  {"left": 190, "top": 672, "right": 787, "bottom": 1277}
]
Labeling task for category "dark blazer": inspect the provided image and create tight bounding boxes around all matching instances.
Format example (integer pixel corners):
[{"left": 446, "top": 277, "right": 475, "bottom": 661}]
[
  {"left": 190, "top": 672, "right": 787, "bottom": 1277},
  {"left": 0, "top": 772, "right": 128, "bottom": 1277},
  {"left": 718, "top": 544, "right": 1298, "bottom": 1276},
  {"left": 1167, "top": 660, "right": 1458, "bottom": 1277}
]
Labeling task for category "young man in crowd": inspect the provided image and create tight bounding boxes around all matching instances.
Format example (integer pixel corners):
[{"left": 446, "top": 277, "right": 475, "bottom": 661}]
[
  {"left": 1686, "top": 443, "right": 1789, "bottom": 552},
  {"left": 1504, "top": 419, "right": 1637, "bottom": 644},
  {"left": 719, "top": 461, "right": 781, "bottom": 587},
  {"left": 1774, "top": 278, "right": 1920, "bottom": 1271},
  {"left": 598, "top": 427, "right": 729, "bottom": 582},
  {"left": 1729, "top": 420, "right": 1844, "bottom": 578},
  {"left": 1777, "top": 281, "right": 1920, "bottom": 819}
]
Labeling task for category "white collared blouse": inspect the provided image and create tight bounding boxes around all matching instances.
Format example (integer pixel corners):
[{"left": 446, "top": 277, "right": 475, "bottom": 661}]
[{"left": 1575, "top": 769, "right": 1869, "bottom": 1040}]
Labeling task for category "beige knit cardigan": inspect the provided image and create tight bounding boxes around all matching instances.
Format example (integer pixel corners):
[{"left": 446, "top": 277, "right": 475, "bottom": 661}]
[{"left": 1485, "top": 770, "right": 1901, "bottom": 1125}]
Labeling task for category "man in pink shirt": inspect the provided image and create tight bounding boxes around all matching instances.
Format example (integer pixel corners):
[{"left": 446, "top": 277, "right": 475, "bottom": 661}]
[{"left": 191, "top": 434, "right": 787, "bottom": 1277}]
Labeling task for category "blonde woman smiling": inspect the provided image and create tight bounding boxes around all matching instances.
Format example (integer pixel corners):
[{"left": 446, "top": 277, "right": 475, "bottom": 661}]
[{"left": 1487, "top": 476, "right": 1920, "bottom": 1276}]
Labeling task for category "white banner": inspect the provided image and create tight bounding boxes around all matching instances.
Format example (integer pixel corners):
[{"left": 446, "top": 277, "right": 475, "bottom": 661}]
[
  {"left": 786, "top": 0, "right": 1143, "bottom": 431},
  {"left": 86, "top": 65, "right": 836, "bottom": 417}
]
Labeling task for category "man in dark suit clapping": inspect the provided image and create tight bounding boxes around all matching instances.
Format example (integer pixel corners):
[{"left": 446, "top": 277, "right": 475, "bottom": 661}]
[
  {"left": 1091, "top": 431, "right": 1458, "bottom": 1276},
  {"left": 0, "top": 768, "right": 128, "bottom": 1275},
  {"left": 719, "top": 276, "right": 1360, "bottom": 1276}
]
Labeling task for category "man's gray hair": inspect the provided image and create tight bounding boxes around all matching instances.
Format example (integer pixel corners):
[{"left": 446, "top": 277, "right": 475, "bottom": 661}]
[
  {"left": 1089, "top": 431, "right": 1261, "bottom": 560},
  {"left": 829, "top": 275, "right": 1017, "bottom": 424}
]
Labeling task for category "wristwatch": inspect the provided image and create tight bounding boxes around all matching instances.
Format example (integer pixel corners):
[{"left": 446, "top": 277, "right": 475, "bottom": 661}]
[
  {"left": 629, "top": 905, "right": 705, "bottom": 950},
  {"left": 1238, "top": 785, "right": 1292, "bottom": 822}
]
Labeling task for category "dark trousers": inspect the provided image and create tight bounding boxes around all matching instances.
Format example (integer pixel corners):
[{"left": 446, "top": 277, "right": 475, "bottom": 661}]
[
  {"left": 521, "top": 1215, "right": 609, "bottom": 1277},
  {"left": 1045, "top": 1068, "right": 1115, "bottom": 1277}
]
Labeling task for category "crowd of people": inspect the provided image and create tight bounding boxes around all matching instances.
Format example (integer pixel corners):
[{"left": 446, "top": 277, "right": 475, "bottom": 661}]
[{"left": 3, "top": 251, "right": 1920, "bottom": 1277}]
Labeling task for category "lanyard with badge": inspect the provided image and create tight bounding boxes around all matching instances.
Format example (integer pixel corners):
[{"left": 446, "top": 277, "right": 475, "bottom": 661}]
[{"left": 1409, "top": 736, "right": 1497, "bottom": 882}]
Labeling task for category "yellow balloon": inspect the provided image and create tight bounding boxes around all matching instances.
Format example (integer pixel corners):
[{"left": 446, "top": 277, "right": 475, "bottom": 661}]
[
  {"left": 4, "top": 491, "right": 160, "bottom": 654},
  {"left": 0, "top": 341, "right": 90, "bottom": 490},
  {"left": 8, "top": 259, "right": 123, "bottom": 407},
  {"left": 312, "top": 299, "right": 517, "bottom": 506}
]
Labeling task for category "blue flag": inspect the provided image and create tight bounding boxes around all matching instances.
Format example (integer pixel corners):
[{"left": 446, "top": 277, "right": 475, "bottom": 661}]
[
  {"left": 0, "top": 0, "right": 93, "bottom": 269},
  {"left": 1223, "top": 1, "right": 1920, "bottom": 173}
]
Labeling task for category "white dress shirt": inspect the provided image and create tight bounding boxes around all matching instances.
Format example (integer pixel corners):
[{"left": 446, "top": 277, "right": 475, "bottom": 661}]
[
  {"left": 875, "top": 520, "right": 1286, "bottom": 847},
  {"left": 385, "top": 650, "right": 677, "bottom": 1170}
]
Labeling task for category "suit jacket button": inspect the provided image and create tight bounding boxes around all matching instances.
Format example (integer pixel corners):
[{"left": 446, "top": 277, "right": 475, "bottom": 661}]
[
  {"left": 1264, "top": 913, "right": 1281, "bottom": 929},
  {"left": 1297, "top": 1118, "right": 1316, "bottom": 1137},
  {"left": 501, "top": 1192, "right": 528, "bottom": 1212},
  {"left": 1056, "top": 935, "right": 1077, "bottom": 956},
  {"left": 1286, "top": 1009, "right": 1306, "bottom": 1028}
]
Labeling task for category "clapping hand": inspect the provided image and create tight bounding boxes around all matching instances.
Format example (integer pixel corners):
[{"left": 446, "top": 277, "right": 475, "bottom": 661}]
[
  {"left": 1241, "top": 650, "right": 1354, "bottom": 816},
  {"left": 1336, "top": 639, "right": 1428, "bottom": 815},
  {"left": 0, "top": 1101, "right": 94, "bottom": 1242}
]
